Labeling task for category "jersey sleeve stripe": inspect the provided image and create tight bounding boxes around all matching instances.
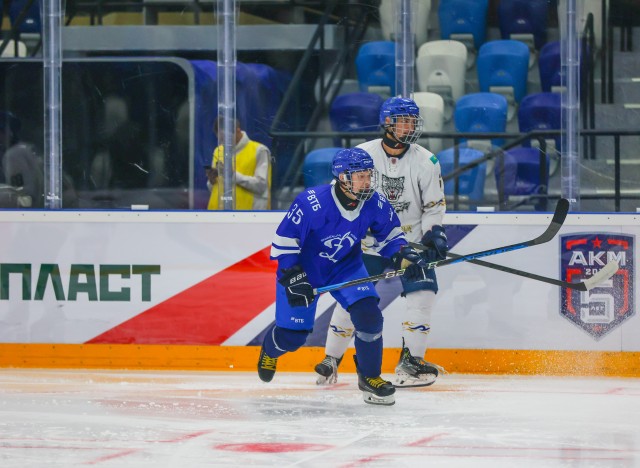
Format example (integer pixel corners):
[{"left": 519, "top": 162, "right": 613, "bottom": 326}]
[
  {"left": 273, "top": 234, "right": 300, "bottom": 248},
  {"left": 270, "top": 246, "right": 301, "bottom": 258},
  {"left": 376, "top": 226, "right": 405, "bottom": 249},
  {"left": 271, "top": 243, "right": 299, "bottom": 251}
]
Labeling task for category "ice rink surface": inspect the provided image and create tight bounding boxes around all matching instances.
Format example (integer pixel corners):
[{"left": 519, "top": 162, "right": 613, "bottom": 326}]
[{"left": 1, "top": 369, "right": 639, "bottom": 467}]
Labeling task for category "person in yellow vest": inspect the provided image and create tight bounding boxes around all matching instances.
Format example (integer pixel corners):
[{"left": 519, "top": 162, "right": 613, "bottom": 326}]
[{"left": 206, "top": 117, "right": 271, "bottom": 210}]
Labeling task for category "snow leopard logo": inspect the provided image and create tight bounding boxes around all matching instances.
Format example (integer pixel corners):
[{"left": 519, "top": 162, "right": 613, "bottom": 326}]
[{"left": 381, "top": 174, "right": 410, "bottom": 213}]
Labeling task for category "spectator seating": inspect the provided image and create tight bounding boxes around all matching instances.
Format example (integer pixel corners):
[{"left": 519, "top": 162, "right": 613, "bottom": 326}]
[
  {"left": 498, "top": 0, "right": 550, "bottom": 62},
  {"left": 477, "top": 40, "right": 530, "bottom": 121},
  {"left": 355, "top": 41, "right": 396, "bottom": 97},
  {"left": 438, "top": 0, "right": 489, "bottom": 68},
  {"left": 454, "top": 92, "right": 508, "bottom": 152},
  {"left": 518, "top": 92, "right": 562, "bottom": 175},
  {"left": 379, "top": 0, "right": 431, "bottom": 48},
  {"left": 538, "top": 40, "right": 589, "bottom": 93},
  {"left": 415, "top": 40, "right": 467, "bottom": 122},
  {"left": 558, "top": 0, "right": 607, "bottom": 49},
  {"left": 518, "top": 93, "right": 562, "bottom": 148},
  {"left": 413, "top": 91, "right": 445, "bottom": 153},
  {"left": 538, "top": 41, "right": 562, "bottom": 92},
  {"left": 494, "top": 146, "right": 550, "bottom": 211},
  {"left": 302, "top": 147, "right": 342, "bottom": 188},
  {"left": 437, "top": 145, "right": 487, "bottom": 206},
  {"left": 329, "top": 92, "right": 385, "bottom": 145}
]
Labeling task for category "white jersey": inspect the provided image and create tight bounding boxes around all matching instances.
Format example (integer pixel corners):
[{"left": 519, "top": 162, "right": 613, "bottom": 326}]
[{"left": 358, "top": 138, "right": 446, "bottom": 243}]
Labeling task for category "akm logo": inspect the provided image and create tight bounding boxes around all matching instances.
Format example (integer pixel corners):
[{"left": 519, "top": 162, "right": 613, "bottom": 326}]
[{"left": 560, "top": 233, "right": 634, "bottom": 339}]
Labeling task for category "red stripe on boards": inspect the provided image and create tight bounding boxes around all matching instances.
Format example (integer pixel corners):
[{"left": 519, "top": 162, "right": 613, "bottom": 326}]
[{"left": 88, "top": 247, "right": 277, "bottom": 345}]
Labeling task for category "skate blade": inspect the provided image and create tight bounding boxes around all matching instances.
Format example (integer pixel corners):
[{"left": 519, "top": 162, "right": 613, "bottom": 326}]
[
  {"left": 316, "top": 374, "right": 337, "bottom": 386},
  {"left": 394, "top": 372, "right": 436, "bottom": 388},
  {"left": 362, "top": 391, "right": 395, "bottom": 406}
]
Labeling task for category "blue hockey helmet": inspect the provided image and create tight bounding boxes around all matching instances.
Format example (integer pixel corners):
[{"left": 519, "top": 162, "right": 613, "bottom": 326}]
[
  {"left": 379, "top": 96, "right": 424, "bottom": 144},
  {"left": 331, "top": 148, "right": 378, "bottom": 201},
  {"left": 331, "top": 147, "right": 374, "bottom": 177}
]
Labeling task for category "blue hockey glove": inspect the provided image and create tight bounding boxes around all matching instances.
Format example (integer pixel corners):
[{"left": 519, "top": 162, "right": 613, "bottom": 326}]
[
  {"left": 393, "top": 245, "right": 429, "bottom": 283},
  {"left": 420, "top": 225, "right": 448, "bottom": 262},
  {"left": 278, "top": 265, "right": 315, "bottom": 308}
]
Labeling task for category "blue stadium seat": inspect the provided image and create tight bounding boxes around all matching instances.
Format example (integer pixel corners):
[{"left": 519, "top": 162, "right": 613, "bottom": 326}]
[
  {"left": 329, "top": 92, "right": 384, "bottom": 132},
  {"left": 9, "top": 0, "right": 42, "bottom": 34},
  {"left": 437, "top": 146, "right": 487, "bottom": 205},
  {"left": 302, "top": 147, "right": 342, "bottom": 188},
  {"left": 518, "top": 92, "right": 562, "bottom": 151},
  {"left": 494, "top": 146, "right": 550, "bottom": 210},
  {"left": 498, "top": 0, "right": 550, "bottom": 51},
  {"left": 538, "top": 41, "right": 561, "bottom": 92},
  {"left": 477, "top": 40, "right": 530, "bottom": 120},
  {"left": 538, "top": 40, "right": 589, "bottom": 93},
  {"left": 355, "top": 41, "right": 396, "bottom": 97},
  {"left": 454, "top": 92, "right": 508, "bottom": 150},
  {"left": 438, "top": 0, "right": 489, "bottom": 67}
]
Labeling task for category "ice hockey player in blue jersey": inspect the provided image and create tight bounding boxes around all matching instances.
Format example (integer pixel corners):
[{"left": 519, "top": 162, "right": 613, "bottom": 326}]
[
  {"left": 259, "top": 147, "right": 432, "bottom": 406},
  {"left": 315, "top": 96, "right": 448, "bottom": 388}
]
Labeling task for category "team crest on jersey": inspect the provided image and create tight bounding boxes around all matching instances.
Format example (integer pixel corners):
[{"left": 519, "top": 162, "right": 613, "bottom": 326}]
[
  {"left": 319, "top": 232, "right": 357, "bottom": 263},
  {"left": 381, "top": 174, "right": 410, "bottom": 213},
  {"left": 560, "top": 233, "right": 635, "bottom": 340}
]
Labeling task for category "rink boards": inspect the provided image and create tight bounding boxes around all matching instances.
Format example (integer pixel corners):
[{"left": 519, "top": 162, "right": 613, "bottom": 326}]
[{"left": 0, "top": 209, "right": 638, "bottom": 376}]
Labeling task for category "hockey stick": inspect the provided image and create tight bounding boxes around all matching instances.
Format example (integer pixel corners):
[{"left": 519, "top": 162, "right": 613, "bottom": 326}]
[
  {"left": 410, "top": 244, "right": 619, "bottom": 291},
  {"left": 313, "top": 198, "right": 570, "bottom": 294}
]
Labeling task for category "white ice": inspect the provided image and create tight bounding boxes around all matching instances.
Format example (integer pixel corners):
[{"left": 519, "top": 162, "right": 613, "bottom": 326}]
[{"left": 1, "top": 369, "right": 639, "bottom": 467}]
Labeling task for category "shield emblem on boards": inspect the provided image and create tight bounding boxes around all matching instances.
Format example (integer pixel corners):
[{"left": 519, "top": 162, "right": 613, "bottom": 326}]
[{"left": 560, "top": 233, "right": 635, "bottom": 340}]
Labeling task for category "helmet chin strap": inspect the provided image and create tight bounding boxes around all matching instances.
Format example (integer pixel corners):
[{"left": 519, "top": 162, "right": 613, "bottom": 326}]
[
  {"left": 338, "top": 174, "right": 375, "bottom": 202},
  {"left": 382, "top": 130, "right": 408, "bottom": 150}
]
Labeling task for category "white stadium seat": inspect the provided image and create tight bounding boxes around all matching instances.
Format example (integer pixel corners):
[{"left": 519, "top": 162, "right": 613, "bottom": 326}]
[
  {"left": 379, "top": 0, "right": 431, "bottom": 48},
  {"left": 0, "top": 40, "right": 27, "bottom": 57},
  {"left": 416, "top": 39, "right": 467, "bottom": 122},
  {"left": 412, "top": 91, "right": 445, "bottom": 153}
]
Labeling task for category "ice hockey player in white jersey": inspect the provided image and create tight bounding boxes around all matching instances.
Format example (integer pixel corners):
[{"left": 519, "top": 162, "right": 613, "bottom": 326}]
[{"left": 315, "top": 96, "right": 449, "bottom": 388}]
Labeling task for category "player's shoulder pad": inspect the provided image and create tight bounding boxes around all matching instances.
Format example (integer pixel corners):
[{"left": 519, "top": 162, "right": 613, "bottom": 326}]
[
  {"left": 356, "top": 138, "right": 382, "bottom": 152},
  {"left": 374, "top": 191, "right": 387, "bottom": 204},
  {"left": 294, "top": 184, "right": 331, "bottom": 209},
  {"left": 371, "top": 191, "right": 393, "bottom": 210},
  {"left": 410, "top": 145, "right": 438, "bottom": 164}
]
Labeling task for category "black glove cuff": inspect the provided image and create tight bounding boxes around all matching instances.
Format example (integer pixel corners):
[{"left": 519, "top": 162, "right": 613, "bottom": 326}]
[{"left": 278, "top": 265, "right": 305, "bottom": 286}]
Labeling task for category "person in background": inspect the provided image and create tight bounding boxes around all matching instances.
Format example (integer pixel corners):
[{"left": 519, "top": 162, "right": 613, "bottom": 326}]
[
  {"left": 0, "top": 110, "right": 78, "bottom": 208},
  {"left": 206, "top": 117, "right": 271, "bottom": 210}
]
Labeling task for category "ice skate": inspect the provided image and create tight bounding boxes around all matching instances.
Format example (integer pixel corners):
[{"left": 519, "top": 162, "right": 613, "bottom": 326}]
[
  {"left": 354, "top": 356, "right": 395, "bottom": 406},
  {"left": 257, "top": 347, "right": 278, "bottom": 383},
  {"left": 314, "top": 355, "right": 343, "bottom": 385},
  {"left": 394, "top": 342, "right": 444, "bottom": 388}
]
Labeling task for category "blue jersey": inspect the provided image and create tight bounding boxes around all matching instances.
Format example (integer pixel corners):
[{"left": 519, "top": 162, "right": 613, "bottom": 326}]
[{"left": 271, "top": 182, "right": 406, "bottom": 287}]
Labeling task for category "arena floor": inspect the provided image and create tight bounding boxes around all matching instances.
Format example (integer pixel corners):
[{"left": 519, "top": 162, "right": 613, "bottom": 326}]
[{"left": 1, "top": 369, "right": 639, "bottom": 467}]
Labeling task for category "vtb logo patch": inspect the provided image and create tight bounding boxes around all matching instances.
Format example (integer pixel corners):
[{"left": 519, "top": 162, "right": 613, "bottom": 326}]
[{"left": 560, "top": 233, "right": 634, "bottom": 339}]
